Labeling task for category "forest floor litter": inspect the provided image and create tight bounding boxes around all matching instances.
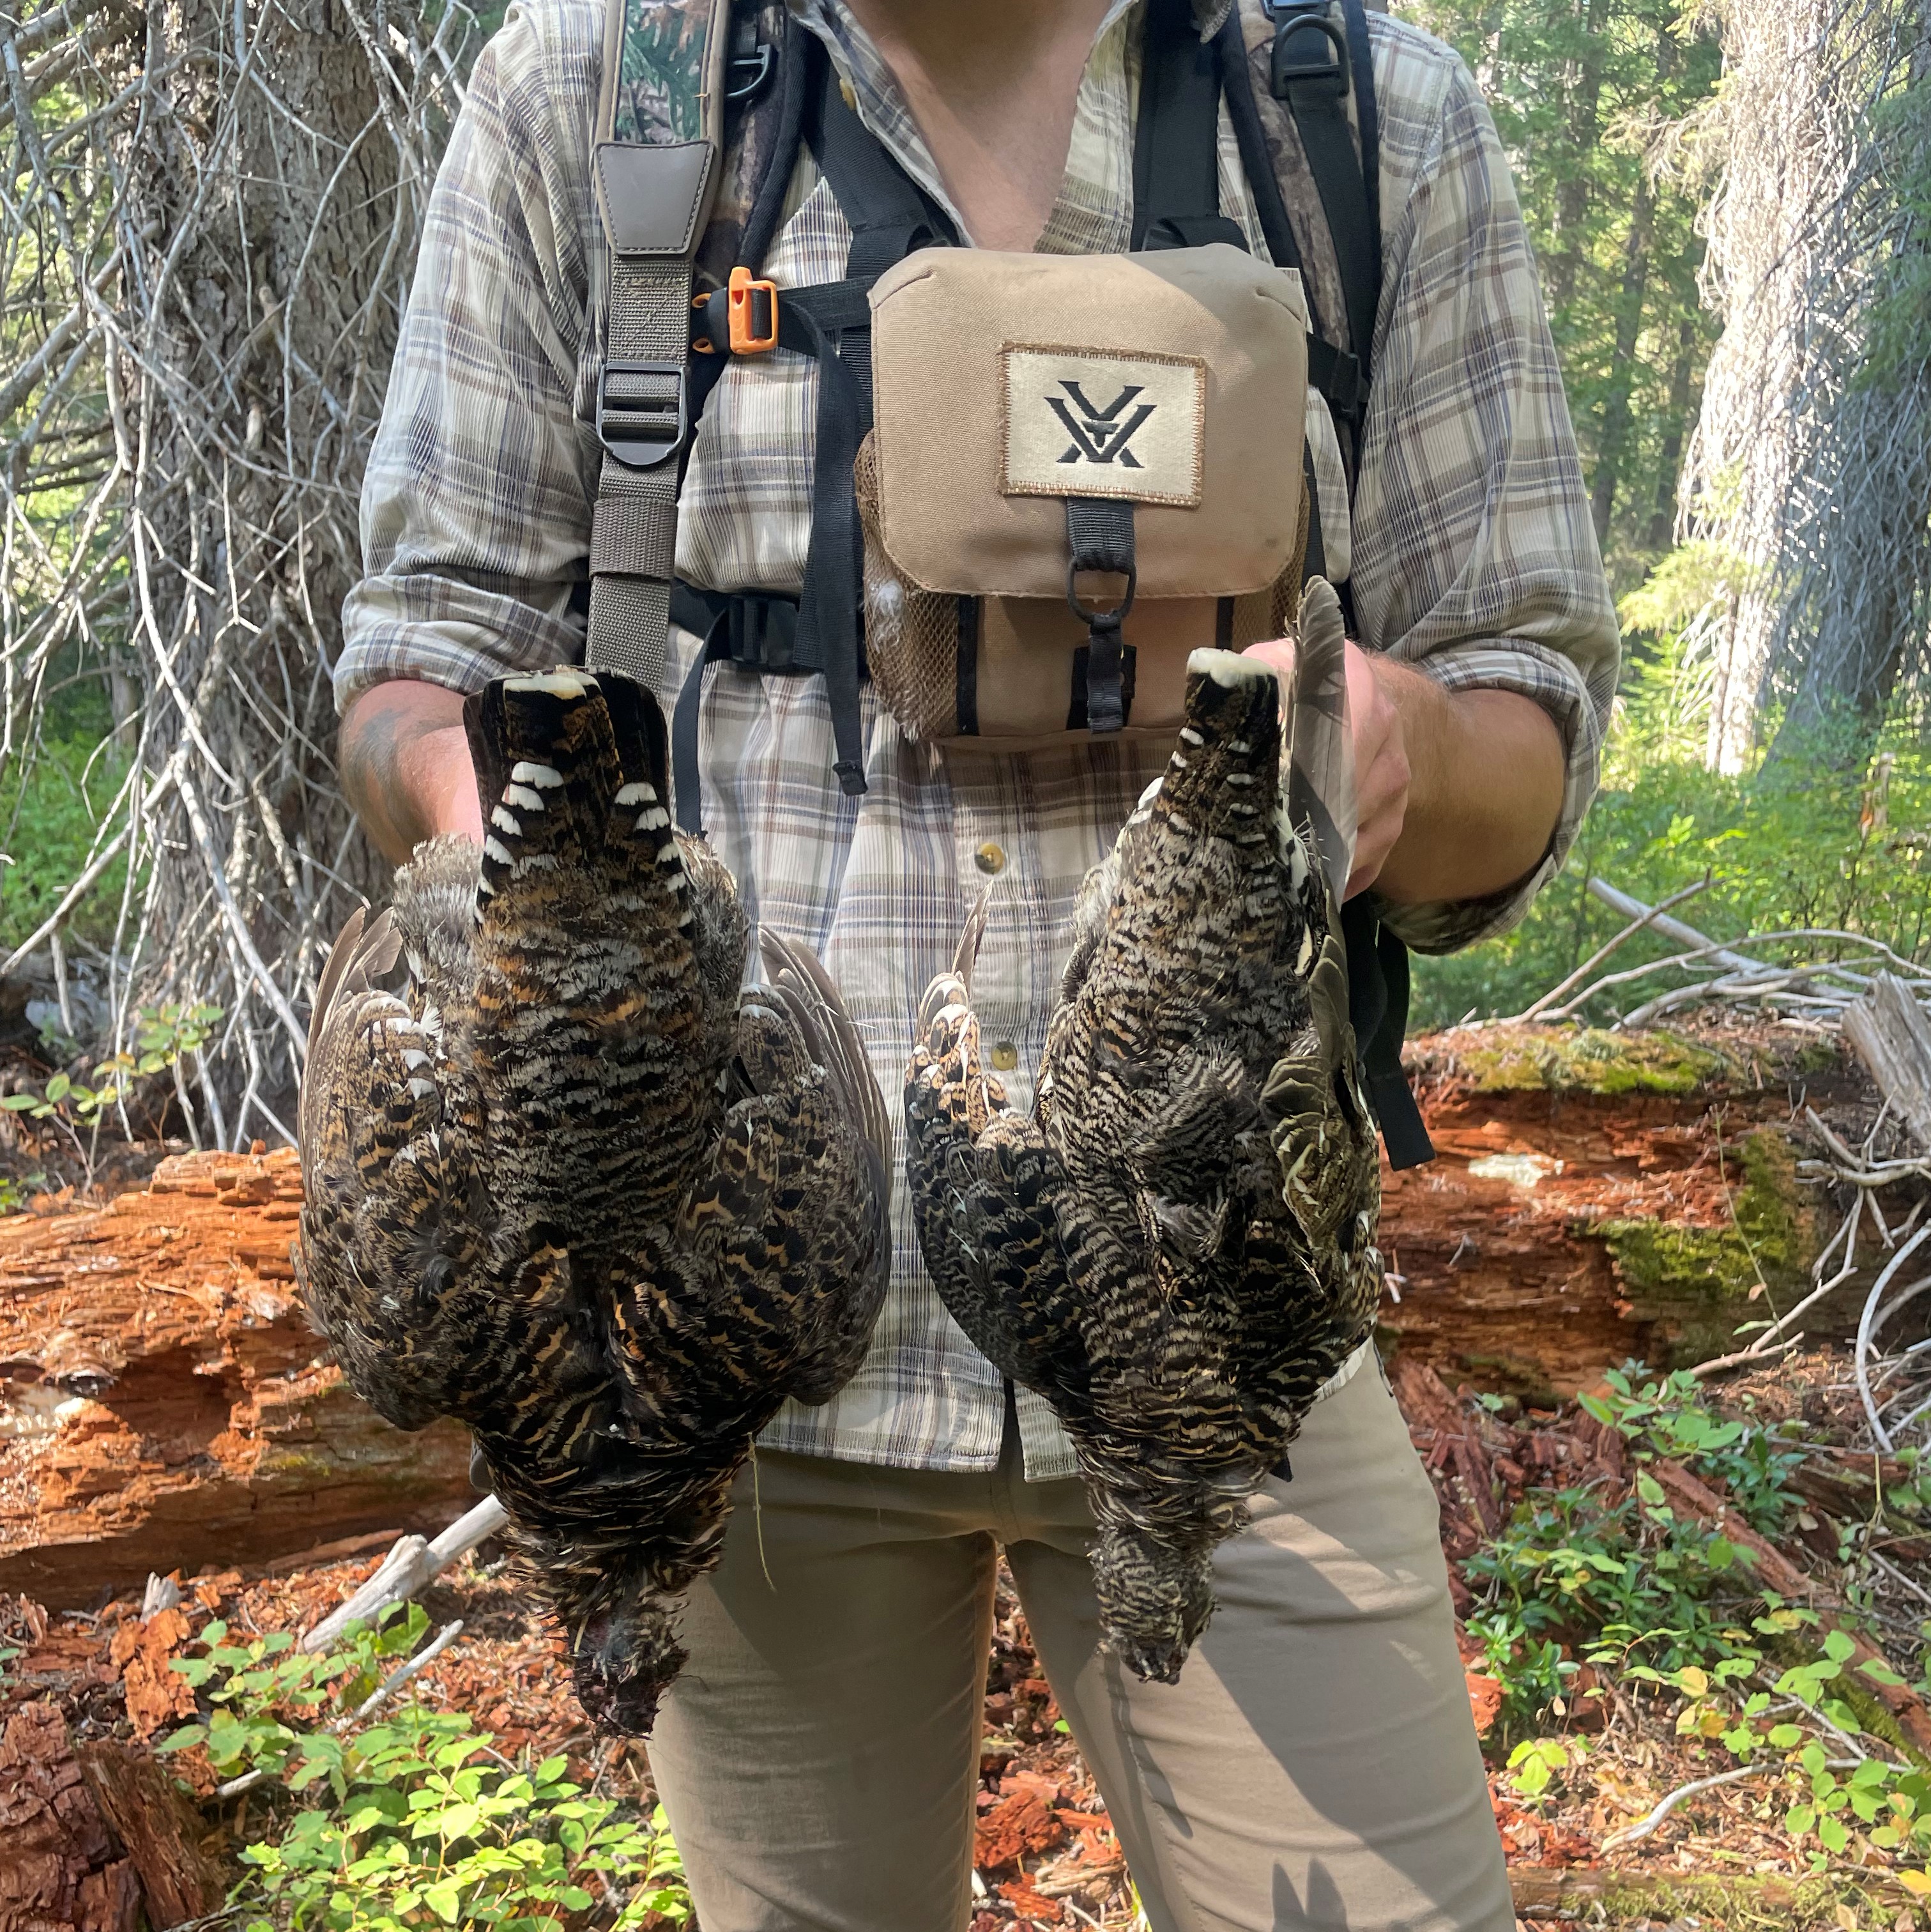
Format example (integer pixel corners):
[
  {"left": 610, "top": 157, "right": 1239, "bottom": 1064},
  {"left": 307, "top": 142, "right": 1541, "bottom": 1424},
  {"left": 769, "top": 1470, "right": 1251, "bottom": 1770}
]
[{"left": 8, "top": 1016, "right": 1931, "bottom": 1929}]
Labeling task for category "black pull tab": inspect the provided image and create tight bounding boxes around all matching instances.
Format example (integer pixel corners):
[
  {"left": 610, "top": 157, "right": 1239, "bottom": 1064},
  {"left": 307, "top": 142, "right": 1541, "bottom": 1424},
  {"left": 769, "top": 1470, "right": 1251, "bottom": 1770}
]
[{"left": 1065, "top": 496, "right": 1137, "bottom": 737}]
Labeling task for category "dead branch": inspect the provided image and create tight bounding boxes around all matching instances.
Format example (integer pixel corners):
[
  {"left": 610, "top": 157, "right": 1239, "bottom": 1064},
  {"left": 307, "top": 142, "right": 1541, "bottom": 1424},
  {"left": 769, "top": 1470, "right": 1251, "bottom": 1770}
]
[{"left": 0, "top": 0, "right": 484, "bottom": 1140}]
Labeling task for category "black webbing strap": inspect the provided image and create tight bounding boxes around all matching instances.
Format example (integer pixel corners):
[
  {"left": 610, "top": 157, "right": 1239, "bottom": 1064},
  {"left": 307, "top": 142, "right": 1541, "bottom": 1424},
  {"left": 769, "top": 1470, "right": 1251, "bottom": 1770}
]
[
  {"left": 809, "top": 42, "right": 952, "bottom": 287},
  {"left": 675, "top": 38, "right": 952, "bottom": 829},
  {"left": 741, "top": 13, "right": 810, "bottom": 272},
  {"left": 1132, "top": 0, "right": 1249, "bottom": 252},
  {"left": 1215, "top": 8, "right": 1311, "bottom": 297},
  {"left": 1231, "top": 4, "right": 1426, "bottom": 1163},
  {"left": 1064, "top": 497, "right": 1136, "bottom": 734},
  {"left": 1341, "top": 0, "right": 1381, "bottom": 253},
  {"left": 1216, "top": 6, "right": 1370, "bottom": 450},
  {"left": 1266, "top": 0, "right": 1382, "bottom": 423},
  {"left": 781, "top": 42, "right": 956, "bottom": 800},
  {"left": 1341, "top": 897, "right": 1433, "bottom": 1169},
  {"left": 669, "top": 582, "right": 807, "bottom": 834},
  {"left": 955, "top": 596, "right": 981, "bottom": 736}
]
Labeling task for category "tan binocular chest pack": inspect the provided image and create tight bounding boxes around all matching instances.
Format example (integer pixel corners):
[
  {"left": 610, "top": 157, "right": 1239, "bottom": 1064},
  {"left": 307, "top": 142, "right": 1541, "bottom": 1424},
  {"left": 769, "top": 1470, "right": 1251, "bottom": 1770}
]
[
  {"left": 582, "top": 0, "right": 1439, "bottom": 1168},
  {"left": 859, "top": 245, "right": 1309, "bottom": 747}
]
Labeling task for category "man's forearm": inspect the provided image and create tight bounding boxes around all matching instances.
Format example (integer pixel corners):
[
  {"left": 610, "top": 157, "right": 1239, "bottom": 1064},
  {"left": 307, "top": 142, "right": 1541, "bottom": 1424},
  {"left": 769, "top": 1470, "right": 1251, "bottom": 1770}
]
[
  {"left": 1375, "top": 666, "right": 1565, "bottom": 908},
  {"left": 339, "top": 679, "right": 484, "bottom": 864}
]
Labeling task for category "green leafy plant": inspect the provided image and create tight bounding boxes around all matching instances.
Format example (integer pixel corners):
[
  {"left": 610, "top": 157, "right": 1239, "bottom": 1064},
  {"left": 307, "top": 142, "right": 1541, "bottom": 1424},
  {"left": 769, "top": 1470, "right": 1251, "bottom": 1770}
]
[
  {"left": 1582, "top": 1363, "right": 1806, "bottom": 1536},
  {"left": 3, "top": 1001, "right": 222, "bottom": 1130},
  {"left": 1506, "top": 1733, "right": 1587, "bottom": 1802},
  {"left": 1460, "top": 1365, "right": 1931, "bottom": 1883},
  {"left": 0, "top": 1171, "right": 47, "bottom": 1213},
  {"left": 1408, "top": 631, "right": 1931, "bottom": 1030},
  {"left": 1464, "top": 1483, "right": 1767, "bottom": 1724},
  {"left": 1465, "top": 1366, "right": 1805, "bottom": 1728},
  {"left": 156, "top": 1604, "right": 694, "bottom": 1931},
  {"left": 0, "top": 735, "right": 132, "bottom": 956},
  {"left": 1639, "top": 1616, "right": 1931, "bottom": 1873}
]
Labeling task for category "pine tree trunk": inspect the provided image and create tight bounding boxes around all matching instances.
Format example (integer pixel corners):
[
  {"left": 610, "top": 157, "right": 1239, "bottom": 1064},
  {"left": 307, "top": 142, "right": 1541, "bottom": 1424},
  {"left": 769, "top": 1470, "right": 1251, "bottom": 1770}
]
[
  {"left": 1589, "top": 172, "right": 1655, "bottom": 546},
  {"left": 1686, "top": 0, "right": 1931, "bottom": 774},
  {"left": 0, "top": 0, "right": 475, "bottom": 1135}
]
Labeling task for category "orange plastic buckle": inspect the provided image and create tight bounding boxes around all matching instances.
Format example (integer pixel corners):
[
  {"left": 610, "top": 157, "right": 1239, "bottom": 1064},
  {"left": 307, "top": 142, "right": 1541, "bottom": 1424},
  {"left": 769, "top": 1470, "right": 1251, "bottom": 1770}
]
[{"left": 728, "top": 264, "right": 779, "bottom": 355}]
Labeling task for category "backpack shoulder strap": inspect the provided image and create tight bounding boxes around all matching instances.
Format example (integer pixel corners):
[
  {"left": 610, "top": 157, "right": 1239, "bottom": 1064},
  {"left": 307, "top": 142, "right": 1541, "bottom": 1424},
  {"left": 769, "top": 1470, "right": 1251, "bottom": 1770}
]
[
  {"left": 586, "top": 0, "right": 732, "bottom": 686},
  {"left": 1132, "top": 0, "right": 1249, "bottom": 252},
  {"left": 1218, "top": 1, "right": 1432, "bottom": 1169},
  {"left": 1219, "top": 0, "right": 1380, "bottom": 463},
  {"left": 1265, "top": 0, "right": 1380, "bottom": 399}
]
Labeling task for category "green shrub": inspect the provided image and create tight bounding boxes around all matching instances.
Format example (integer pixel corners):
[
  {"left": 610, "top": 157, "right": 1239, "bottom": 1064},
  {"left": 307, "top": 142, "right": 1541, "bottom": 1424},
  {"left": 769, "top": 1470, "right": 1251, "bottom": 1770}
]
[
  {"left": 158, "top": 1603, "right": 693, "bottom": 1932},
  {"left": 1465, "top": 1366, "right": 1805, "bottom": 1729},
  {"left": 1408, "top": 619, "right": 1931, "bottom": 1031},
  {"left": 0, "top": 733, "right": 131, "bottom": 954}
]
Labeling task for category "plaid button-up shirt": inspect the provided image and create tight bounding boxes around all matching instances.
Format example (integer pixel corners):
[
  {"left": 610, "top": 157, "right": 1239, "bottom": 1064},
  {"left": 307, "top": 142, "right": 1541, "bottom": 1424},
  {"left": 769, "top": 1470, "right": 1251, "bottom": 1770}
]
[{"left": 340, "top": 0, "right": 1619, "bottom": 1478}]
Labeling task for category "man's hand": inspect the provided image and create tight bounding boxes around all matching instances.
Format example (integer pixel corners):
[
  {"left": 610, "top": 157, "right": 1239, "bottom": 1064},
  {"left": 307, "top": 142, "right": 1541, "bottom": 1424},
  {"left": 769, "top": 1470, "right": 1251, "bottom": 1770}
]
[
  {"left": 1242, "top": 634, "right": 1564, "bottom": 907},
  {"left": 339, "top": 679, "right": 483, "bottom": 865}
]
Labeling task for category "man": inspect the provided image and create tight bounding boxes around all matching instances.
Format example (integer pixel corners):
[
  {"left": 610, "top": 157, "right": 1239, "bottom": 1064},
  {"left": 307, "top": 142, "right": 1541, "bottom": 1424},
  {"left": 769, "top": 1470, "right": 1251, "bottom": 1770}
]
[{"left": 336, "top": 0, "right": 1619, "bottom": 1923}]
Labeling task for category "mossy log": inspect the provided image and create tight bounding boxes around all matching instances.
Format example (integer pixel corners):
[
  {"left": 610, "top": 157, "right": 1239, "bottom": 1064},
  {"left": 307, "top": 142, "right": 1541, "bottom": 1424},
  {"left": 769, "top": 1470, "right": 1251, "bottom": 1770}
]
[
  {"left": 1382, "top": 1025, "right": 1864, "bottom": 1399},
  {"left": 1592, "top": 1126, "right": 1822, "bottom": 1369}
]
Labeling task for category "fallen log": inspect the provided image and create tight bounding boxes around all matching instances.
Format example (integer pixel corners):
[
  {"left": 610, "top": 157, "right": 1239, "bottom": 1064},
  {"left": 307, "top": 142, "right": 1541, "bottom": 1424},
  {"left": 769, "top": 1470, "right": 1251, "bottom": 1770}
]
[
  {"left": 77, "top": 1742, "right": 224, "bottom": 1928},
  {"left": 0, "top": 1701, "right": 140, "bottom": 1932},
  {"left": 1509, "top": 1864, "right": 1912, "bottom": 1919},
  {"left": 0, "top": 1148, "right": 473, "bottom": 1606},
  {"left": 1843, "top": 973, "right": 1931, "bottom": 1151},
  {"left": 1382, "top": 1023, "right": 1861, "bottom": 1398}
]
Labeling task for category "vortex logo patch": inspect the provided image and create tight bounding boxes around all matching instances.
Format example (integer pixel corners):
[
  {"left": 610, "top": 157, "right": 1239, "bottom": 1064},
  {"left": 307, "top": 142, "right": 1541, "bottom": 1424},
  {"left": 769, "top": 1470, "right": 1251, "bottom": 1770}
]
[{"left": 1001, "top": 346, "right": 1206, "bottom": 506}]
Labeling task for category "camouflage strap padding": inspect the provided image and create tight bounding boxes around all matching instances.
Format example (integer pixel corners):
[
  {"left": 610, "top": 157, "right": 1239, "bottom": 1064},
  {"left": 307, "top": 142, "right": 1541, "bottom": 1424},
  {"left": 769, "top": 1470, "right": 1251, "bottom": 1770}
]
[{"left": 586, "top": 0, "right": 730, "bottom": 684}]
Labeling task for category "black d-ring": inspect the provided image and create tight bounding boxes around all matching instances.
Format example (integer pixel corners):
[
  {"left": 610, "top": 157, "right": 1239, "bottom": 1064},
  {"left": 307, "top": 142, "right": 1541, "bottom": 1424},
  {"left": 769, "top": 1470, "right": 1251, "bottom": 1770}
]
[
  {"left": 1065, "top": 555, "right": 1138, "bottom": 631},
  {"left": 1265, "top": 3, "right": 1349, "bottom": 101}
]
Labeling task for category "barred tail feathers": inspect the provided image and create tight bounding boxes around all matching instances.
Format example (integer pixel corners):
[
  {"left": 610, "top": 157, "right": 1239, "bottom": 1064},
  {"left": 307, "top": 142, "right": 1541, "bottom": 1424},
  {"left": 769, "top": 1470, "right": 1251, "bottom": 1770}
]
[
  {"left": 1285, "top": 578, "right": 1356, "bottom": 905},
  {"left": 462, "top": 670, "right": 683, "bottom": 914}
]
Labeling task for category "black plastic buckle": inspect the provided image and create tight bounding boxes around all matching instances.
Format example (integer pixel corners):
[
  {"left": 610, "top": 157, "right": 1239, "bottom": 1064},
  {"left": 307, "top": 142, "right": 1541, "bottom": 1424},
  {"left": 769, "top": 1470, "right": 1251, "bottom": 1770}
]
[
  {"left": 1264, "top": 0, "right": 1348, "bottom": 100},
  {"left": 724, "top": 594, "right": 797, "bottom": 672},
  {"left": 597, "top": 359, "right": 687, "bottom": 470},
  {"left": 1306, "top": 335, "right": 1364, "bottom": 422}
]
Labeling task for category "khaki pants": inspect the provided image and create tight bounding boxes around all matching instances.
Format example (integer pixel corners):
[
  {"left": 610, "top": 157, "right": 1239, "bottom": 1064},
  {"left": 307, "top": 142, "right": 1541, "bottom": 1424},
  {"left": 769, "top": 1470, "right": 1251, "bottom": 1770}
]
[{"left": 648, "top": 1359, "right": 1511, "bottom": 1932}]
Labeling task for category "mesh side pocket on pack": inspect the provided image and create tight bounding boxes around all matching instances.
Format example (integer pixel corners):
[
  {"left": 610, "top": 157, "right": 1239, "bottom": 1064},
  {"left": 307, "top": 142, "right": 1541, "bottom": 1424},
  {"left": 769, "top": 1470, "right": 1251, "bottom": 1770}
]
[{"left": 856, "top": 433, "right": 968, "bottom": 742}]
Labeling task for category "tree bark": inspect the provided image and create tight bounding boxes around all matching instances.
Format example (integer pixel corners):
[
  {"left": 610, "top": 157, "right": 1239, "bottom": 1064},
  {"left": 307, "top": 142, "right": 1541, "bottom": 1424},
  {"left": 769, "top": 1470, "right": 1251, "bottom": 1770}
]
[
  {"left": 105, "top": 0, "right": 427, "bottom": 1124},
  {"left": 1543, "top": 0, "right": 1610, "bottom": 317},
  {"left": 1686, "top": 0, "right": 1931, "bottom": 773},
  {"left": 1647, "top": 314, "right": 1701, "bottom": 553},
  {"left": 1590, "top": 172, "right": 1656, "bottom": 546}
]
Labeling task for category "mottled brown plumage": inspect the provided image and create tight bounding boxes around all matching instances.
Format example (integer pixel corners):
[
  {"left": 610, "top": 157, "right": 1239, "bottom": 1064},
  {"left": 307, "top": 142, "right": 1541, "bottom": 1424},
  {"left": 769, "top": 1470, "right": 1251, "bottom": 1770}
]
[
  {"left": 904, "top": 580, "right": 1382, "bottom": 1682},
  {"left": 299, "top": 670, "right": 890, "bottom": 1733}
]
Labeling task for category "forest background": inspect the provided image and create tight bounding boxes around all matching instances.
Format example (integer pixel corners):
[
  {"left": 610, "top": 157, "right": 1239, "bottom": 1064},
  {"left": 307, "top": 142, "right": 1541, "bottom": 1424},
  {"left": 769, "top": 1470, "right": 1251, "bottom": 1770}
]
[{"left": 1, "top": 0, "right": 1928, "bottom": 1137}]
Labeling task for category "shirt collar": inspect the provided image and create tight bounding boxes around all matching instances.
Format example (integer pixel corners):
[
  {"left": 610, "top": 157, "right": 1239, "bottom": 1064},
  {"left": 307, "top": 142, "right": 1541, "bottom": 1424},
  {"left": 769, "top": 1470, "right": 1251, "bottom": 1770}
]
[{"left": 782, "top": 0, "right": 1233, "bottom": 241}]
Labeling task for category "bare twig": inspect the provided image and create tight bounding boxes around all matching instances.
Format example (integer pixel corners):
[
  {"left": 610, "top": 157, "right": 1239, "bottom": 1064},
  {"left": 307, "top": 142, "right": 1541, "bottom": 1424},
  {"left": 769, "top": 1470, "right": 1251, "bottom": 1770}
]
[
  {"left": 1507, "top": 875, "right": 1716, "bottom": 1023},
  {"left": 348, "top": 1617, "right": 464, "bottom": 1723},
  {"left": 1598, "top": 1763, "right": 1773, "bottom": 1852},
  {"left": 1854, "top": 1229, "right": 1931, "bottom": 1453},
  {"left": 300, "top": 1495, "right": 508, "bottom": 1654}
]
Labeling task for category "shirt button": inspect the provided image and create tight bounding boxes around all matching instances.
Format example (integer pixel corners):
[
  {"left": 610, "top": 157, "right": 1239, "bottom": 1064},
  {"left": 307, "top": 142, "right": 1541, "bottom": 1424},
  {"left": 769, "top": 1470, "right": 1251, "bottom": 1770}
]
[
  {"left": 974, "top": 842, "right": 1007, "bottom": 876},
  {"left": 991, "top": 1040, "right": 1019, "bottom": 1071}
]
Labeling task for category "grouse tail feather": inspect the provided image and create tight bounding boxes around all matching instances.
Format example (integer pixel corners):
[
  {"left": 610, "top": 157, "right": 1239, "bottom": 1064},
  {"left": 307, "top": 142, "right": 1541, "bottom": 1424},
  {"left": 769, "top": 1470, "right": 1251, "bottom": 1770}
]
[
  {"left": 1286, "top": 578, "right": 1356, "bottom": 905},
  {"left": 463, "top": 670, "right": 683, "bottom": 910}
]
